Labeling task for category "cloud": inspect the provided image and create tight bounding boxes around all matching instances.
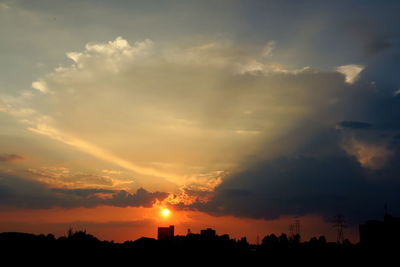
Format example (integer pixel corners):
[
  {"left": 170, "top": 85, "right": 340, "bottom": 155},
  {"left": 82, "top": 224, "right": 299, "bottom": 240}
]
[
  {"left": 107, "top": 188, "right": 167, "bottom": 208},
  {"left": 336, "top": 121, "right": 372, "bottom": 129},
  {"left": 0, "top": 154, "right": 24, "bottom": 162},
  {"left": 31, "top": 80, "right": 49, "bottom": 94},
  {"left": 26, "top": 167, "right": 116, "bottom": 188},
  {"left": 171, "top": 68, "right": 400, "bottom": 221},
  {"left": 168, "top": 39, "right": 400, "bottom": 222},
  {"left": 365, "top": 36, "right": 392, "bottom": 56},
  {"left": 261, "top": 40, "right": 276, "bottom": 58},
  {"left": 0, "top": 172, "right": 168, "bottom": 209},
  {"left": 0, "top": 94, "right": 36, "bottom": 117},
  {"left": 341, "top": 139, "right": 393, "bottom": 170},
  {"left": 64, "top": 36, "right": 153, "bottom": 73},
  {"left": 102, "top": 169, "right": 123, "bottom": 175},
  {"left": 336, "top": 64, "right": 364, "bottom": 84},
  {"left": 52, "top": 188, "right": 114, "bottom": 197},
  {"left": 13, "top": 37, "right": 346, "bottom": 188}
]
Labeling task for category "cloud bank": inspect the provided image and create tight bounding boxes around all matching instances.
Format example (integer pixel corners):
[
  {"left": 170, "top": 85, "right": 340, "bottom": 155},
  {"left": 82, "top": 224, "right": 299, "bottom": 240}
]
[
  {"left": 0, "top": 172, "right": 167, "bottom": 209},
  {"left": 2, "top": 35, "right": 400, "bottom": 222}
]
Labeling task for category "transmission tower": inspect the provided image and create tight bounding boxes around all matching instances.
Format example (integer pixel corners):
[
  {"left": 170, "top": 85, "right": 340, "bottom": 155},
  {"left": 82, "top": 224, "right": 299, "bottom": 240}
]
[
  {"left": 333, "top": 214, "right": 346, "bottom": 243},
  {"left": 294, "top": 219, "right": 300, "bottom": 237},
  {"left": 289, "top": 218, "right": 301, "bottom": 242},
  {"left": 289, "top": 224, "right": 294, "bottom": 239}
]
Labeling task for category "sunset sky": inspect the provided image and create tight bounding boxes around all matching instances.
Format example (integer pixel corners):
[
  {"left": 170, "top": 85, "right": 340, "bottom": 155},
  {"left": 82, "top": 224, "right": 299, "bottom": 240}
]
[{"left": 1, "top": 0, "right": 400, "bottom": 243}]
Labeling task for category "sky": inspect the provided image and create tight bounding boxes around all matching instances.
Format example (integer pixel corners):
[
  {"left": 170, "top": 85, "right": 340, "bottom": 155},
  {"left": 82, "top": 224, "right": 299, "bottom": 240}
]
[{"left": 1, "top": 0, "right": 400, "bottom": 243}]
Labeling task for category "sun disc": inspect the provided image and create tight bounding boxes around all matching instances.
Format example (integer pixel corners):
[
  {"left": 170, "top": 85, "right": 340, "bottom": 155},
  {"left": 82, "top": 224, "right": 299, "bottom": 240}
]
[{"left": 161, "top": 208, "right": 171, "bottom": 217}]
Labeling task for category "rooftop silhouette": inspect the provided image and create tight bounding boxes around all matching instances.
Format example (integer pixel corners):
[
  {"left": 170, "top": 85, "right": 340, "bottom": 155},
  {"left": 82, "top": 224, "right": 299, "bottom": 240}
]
[
  {"left": 360, "top": 212, "right": 400, "bottom": 247},
  {"left": 157, "top": 225, "right": 174, "bottom": 240}
]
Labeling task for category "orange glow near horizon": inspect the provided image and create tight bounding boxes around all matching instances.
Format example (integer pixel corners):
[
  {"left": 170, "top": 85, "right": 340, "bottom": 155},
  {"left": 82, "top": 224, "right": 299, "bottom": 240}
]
[{"left": 0, "top": 206, "right": 359, "bottom": 243}]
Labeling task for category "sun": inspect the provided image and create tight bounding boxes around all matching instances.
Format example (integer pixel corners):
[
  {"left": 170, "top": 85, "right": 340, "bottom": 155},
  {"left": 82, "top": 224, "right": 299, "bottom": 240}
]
[{"left": 161, "top": 208, "right": 171, "bottom": 217}]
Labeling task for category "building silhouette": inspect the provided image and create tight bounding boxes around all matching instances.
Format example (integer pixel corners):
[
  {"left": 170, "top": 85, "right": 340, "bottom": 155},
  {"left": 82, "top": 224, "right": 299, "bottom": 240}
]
[
  {"left": 200, "top": 228, "right": 216, "bottom": 239},
  {"left": 359, "top": 212, "right": 400, "bottom": 247},
  {"left": 157, "top": 225, "right": 174, "bottom": 240}
]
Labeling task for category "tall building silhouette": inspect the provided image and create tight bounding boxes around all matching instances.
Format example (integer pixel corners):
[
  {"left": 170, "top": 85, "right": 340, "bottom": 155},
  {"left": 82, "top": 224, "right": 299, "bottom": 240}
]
[
  {"left": 359, "top": 212, "right": 400, "bottom": 247},
  {"left": 158, "top": 225, "right": 174, "bottom": 240}
]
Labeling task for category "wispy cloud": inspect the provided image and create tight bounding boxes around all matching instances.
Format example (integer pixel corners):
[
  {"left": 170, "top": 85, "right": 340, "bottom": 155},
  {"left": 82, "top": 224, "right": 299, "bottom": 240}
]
[{"left": 28, "top": 122, "right": 183, "bottom": 185}]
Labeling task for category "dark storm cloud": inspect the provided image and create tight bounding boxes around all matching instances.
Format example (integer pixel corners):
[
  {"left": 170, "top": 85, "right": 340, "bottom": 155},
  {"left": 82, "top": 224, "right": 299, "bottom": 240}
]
[
  {"left": 0, "top": 154, "right": 24, "bottom": 162},
  {"left": 342, "top": 20, "right": 394, "bottom": 57},
  {"left": 189, "top": 154, "right": 400, "bottom": 223},
  {"left": 175, "top": 43, "right": 400, "bottom": 223},
  {"left": 0, "top": 173, "right": 167, "bottom": 209},
  {"left": 187, "top": 135, "right": 400, "bottom": 223},
  {"left": 181, "top": 112, "right": 400, "bottom": 223},
  {"left": 364, "top": 35, "right": 392, "bottom": 56}
]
